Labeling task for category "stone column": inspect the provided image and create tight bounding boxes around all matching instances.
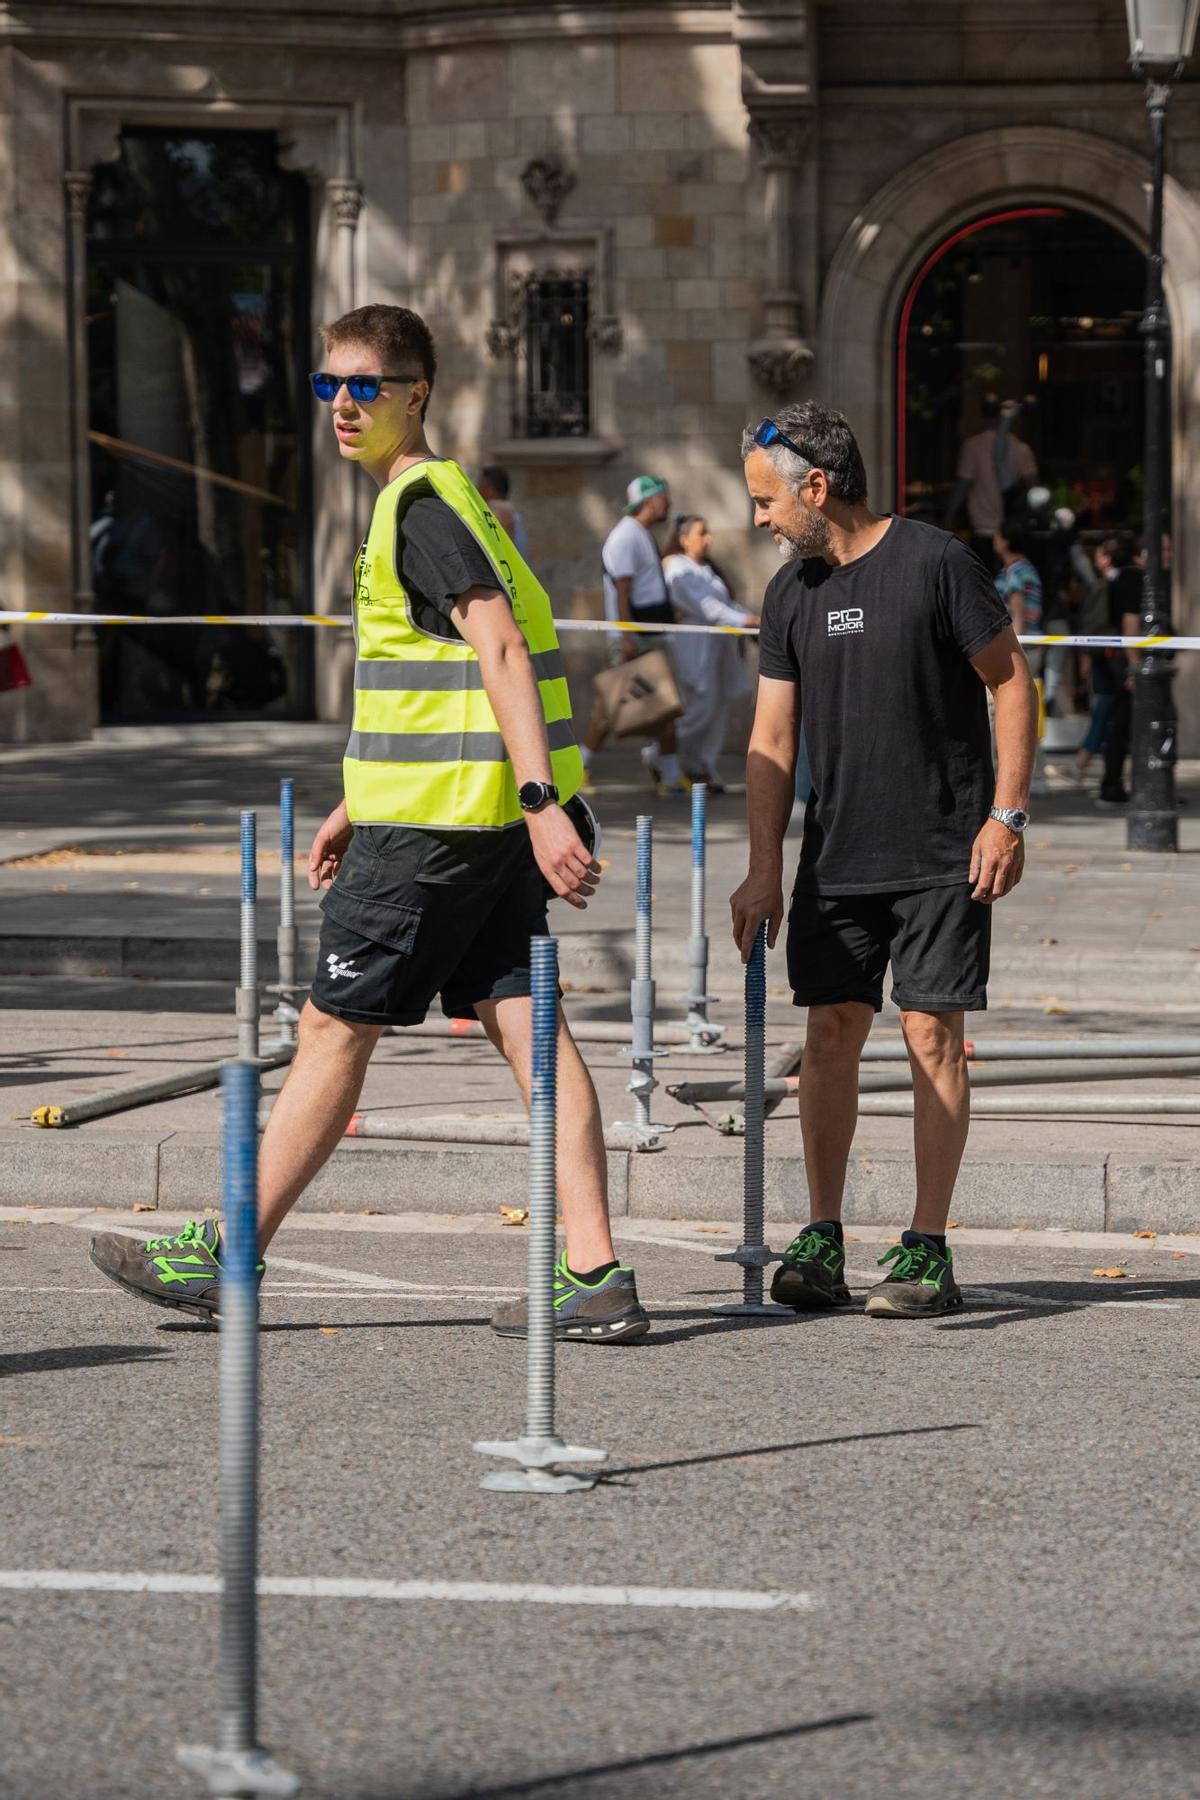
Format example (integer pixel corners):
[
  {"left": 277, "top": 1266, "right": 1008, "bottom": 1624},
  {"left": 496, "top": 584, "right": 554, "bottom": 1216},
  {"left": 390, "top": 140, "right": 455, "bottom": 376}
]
[
  {"left": 327, "top": 178, "right": 364, "bottom": 317},
  {"left": 746, "top": 115, "right": 814, "bottom": 397}
]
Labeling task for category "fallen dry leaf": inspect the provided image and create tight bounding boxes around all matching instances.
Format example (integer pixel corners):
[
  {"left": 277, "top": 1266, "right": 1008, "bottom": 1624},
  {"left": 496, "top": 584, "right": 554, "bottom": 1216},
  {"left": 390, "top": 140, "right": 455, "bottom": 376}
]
[
  {"left": 1043, "top": 1003, "right": 1069, "bottom": 1016},
  {"left": 132, "top": 1202, "right": 154, "bottom": 1213},
  {"left": 1040, "top": 937, "right": 1058, "bottom": 947},
  {"left": 361, "top": 1208, "right": 382, "bottom": 1216},
  {"left": 318, "top": 1327, "right": 339, "bottom": 1336},
  {"left": 946, "top": 1221, "right": 960, "bottom": 1229},
  {"left": 1092, "top": 1268, "right": 1128, "bottom": 1279},
  {"left": 1173, "top": 1252, "right": 1188, "bottom": 1260},
  {"left": 106, "top": 1048, "right": 128, "bottom": 1059},
  {"left": 1132, "top": 1229, "right": 1157, "bottom": 1239},
  {"left": 500, "top": 1206, "right": 530, "bottom": 1227},
  {"left": 696, "top": 1227, "right": 729, "bottom": 1235},
  {"left": 845, "top": 1234, "right": 860, "bottom": 1242}
]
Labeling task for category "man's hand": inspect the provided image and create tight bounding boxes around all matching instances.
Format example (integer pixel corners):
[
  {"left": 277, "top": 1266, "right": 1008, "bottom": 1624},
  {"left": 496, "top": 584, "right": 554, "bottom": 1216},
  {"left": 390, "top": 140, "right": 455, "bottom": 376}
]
[
  {"left": 526, "top": 806, "right": 601, "bottom": 910},
  {"left": 730, "top": 863, "right": 784, "bottom": 962},
  {"left": 308, "top": 799, "right": 354, "bottom": 891},
  {"left": 620, "top": 633, "right": 641, "bottom": 662},
  {"left": 969, "top": 818, "right": 1025, "bottom": 903}
]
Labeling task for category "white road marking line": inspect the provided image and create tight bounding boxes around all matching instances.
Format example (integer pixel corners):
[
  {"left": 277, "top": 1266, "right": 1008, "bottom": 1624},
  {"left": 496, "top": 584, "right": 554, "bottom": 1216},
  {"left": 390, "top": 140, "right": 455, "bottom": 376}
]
[
  {"left": 843, "top": 1270, "right": 1179, "bottom": 1311},
  {"left": 0, "top": 1569, "right": 815, "bottom": 1613}
]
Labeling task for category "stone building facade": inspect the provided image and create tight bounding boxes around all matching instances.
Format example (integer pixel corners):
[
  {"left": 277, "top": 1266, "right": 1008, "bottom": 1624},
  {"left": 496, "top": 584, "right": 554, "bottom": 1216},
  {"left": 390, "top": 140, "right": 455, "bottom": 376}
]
[{"left": 3, "top": 0, "right": 1200, "bottom": 742}]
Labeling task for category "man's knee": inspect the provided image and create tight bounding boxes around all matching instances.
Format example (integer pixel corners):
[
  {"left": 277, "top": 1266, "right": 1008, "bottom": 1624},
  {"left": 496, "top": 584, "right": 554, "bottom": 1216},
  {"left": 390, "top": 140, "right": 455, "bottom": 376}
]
[
  {"left": 804, "top": 1001, "right": 874, "bottom": 1060},
  {"left": 298, "top": 1000, "right": 382, "bottom": 1059},
  {"left": 900, "top": 1008, "right": 964, "bottom": 1066}
]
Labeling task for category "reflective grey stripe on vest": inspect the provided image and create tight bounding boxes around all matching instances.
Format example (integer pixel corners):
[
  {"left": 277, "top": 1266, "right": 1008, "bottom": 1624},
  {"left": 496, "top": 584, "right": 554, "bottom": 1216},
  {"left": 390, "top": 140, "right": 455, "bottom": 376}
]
[
  {"left": 355, "top": 649, "right": 566, "bottom": 692},
  {"left": 346, "top": 715, "right": 577, "bottom": 764}
]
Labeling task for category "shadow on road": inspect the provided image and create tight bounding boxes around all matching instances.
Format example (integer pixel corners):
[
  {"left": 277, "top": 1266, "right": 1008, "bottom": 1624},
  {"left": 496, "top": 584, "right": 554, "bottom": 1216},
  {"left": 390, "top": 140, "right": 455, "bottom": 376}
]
[
  {"left": 373, "top": 1713, "right": 875, "bottom": 1798},
  {"left": 600, "top": 1420, "right": 978, "bottom": 1484},
  {"left": 1, "top": 1343, "right": 172, "bottom": 1377},
  {"left": 941, "top": 1277, "right": 1200, "bottom": 1333}
]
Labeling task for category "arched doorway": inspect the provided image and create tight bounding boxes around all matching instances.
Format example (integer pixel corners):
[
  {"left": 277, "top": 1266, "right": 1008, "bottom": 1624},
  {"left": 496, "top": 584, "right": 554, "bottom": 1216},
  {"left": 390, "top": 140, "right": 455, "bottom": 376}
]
[{"left": 896, "top": 207, "right": 1151, "bottom": 535}]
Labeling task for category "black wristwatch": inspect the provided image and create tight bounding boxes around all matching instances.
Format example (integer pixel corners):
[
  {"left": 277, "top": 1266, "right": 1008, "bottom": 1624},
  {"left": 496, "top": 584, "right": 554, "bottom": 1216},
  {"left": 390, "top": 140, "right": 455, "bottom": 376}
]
[{"left": 519, "top": 780, "right": 559, "bottom": 814}]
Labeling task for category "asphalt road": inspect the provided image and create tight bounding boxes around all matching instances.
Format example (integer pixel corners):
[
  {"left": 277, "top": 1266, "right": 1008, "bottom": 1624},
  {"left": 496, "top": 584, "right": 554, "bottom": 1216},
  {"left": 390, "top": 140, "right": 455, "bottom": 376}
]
[{"left": 5, "top": 1213, "right": 1200, "bottom": 1799}]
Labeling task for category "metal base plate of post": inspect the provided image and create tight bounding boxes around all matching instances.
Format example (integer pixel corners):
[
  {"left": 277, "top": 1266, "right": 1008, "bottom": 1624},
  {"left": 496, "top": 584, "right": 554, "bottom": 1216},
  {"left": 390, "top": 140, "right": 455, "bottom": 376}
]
[
  {"left": 712, "top": 1243, "right": 788, "bottom": 1316},
  {"left": 177, "top": 1742, "right": 301, "bottom": 1797},
  {"left": 475, "top": 1433, "right": 606, "bottom": 1494}
]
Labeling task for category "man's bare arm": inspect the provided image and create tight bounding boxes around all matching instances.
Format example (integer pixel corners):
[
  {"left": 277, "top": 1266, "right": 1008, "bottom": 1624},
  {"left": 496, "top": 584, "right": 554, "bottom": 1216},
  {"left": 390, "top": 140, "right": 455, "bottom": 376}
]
[
  {"left": 967, "top": 625, "right": 1037, "bottom": 903},
  {"left": 452, "top": 585, "right": 598, "bottom": 910},
  {"left": 729, "top": 675, "right": 799, "bottom": 960}
]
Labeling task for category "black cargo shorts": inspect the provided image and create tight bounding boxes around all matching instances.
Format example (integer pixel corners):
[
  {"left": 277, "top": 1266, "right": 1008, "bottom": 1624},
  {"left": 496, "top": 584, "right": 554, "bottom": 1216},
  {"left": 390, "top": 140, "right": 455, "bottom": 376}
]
[{"left": 310, "top": 821, "right": 550, "bottom": 1027}]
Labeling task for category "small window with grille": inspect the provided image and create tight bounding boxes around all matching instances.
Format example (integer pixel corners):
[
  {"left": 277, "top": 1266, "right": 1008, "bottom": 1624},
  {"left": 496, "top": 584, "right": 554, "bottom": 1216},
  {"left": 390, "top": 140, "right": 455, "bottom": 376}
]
[{"left": 512, "top": 268, "right": 592, "bottom": 439}]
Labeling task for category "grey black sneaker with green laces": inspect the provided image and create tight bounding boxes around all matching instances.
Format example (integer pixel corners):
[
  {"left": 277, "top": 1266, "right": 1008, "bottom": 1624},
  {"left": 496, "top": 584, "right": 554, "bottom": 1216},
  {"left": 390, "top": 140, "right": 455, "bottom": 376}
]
[
  {"left": 864, "top": 1233, "right": 962, "bottom": 1318},
  {"left": 491, "top": 1251, "right": 650, "bottom": 1343},
  {"left": 89, "top": 1218, "right": 263, "bottom": 1322},
  {"left": 770, "top": 1225, "right": 853, "bottom": 1311}
]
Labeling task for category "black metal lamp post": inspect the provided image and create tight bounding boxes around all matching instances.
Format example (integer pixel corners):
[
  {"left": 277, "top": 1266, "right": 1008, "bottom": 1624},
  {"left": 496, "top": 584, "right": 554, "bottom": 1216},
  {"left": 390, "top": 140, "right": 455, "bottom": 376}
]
[{"left": 1125, "top": 1, "right": 1198, "bottom": 850}]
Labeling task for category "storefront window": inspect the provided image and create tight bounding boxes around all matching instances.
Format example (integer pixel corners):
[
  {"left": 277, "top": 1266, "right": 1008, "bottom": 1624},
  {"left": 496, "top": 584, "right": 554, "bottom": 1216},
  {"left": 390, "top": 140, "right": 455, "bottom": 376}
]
[
  {"left": 87, "top": 130, "right": 311, "bottom": 721},
  {"left": 898, "top": 208, "right": 1151, "bottom": 536}
]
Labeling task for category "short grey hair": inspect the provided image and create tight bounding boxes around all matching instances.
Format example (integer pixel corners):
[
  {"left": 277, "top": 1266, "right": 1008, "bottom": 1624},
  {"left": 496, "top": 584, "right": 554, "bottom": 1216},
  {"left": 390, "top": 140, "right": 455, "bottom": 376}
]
[{"left": 741, "top": 401, "right": 868, "bottom": 505}]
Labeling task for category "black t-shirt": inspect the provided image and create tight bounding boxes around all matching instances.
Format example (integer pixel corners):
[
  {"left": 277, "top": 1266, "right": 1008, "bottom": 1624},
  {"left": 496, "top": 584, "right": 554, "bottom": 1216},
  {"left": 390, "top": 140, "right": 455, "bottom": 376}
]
[
  {"left": 757, "top": 516, "right": 1010, "bottom": 894},
  {"left": 394, "top": 488, "right": 503, "bottom": 641}
]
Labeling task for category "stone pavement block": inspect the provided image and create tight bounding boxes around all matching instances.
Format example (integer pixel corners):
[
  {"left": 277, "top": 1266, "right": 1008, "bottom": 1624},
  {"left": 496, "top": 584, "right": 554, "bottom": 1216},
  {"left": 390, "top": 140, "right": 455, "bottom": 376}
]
[
  {"left": 1, "top": 1127, "right": 160, "bottom": 1207},
  {"left": 628, "top": 1148, "right": 806, "bottom": 1221},
  {"left": 1105, "top": 1155, "right": 1200, "bottom": 1234},
  {"left": 157, "top": 1135, "right": 631, "bottom": 1218}
]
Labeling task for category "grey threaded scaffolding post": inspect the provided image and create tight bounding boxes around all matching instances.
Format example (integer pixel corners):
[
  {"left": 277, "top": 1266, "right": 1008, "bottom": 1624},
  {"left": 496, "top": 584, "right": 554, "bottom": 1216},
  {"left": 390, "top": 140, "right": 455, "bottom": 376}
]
[
  {"left": 680, "top": 782, "right": 724, "bottom": 1054},
  {"left": 177, "top": 1062, "right": 299, "bottom": 1799},
  {"left": 235, "top": 812, "right": 259, "bottom": 1065},
  {"left": 475, "top": 936, "right": 606, "bottom": 1493},
  {"left": 611, "top": 814, "right": 670, "bottom": 1147},
  {"left": 714, "top": 921, "right": 783, "bottom": 1314},
  {"left": 272, "top": 779, "right": 300, "bottom": 1047}
]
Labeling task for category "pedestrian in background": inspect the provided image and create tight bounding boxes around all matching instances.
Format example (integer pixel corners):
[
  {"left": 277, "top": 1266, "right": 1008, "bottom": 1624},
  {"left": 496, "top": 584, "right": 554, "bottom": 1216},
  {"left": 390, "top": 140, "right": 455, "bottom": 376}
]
[
  {"left": 993, "top": 518, "right": 1043, "bottom": 634},
  {"left": 951, "top": 397, "right": 1038, "bottom": 569},
  {"left": 1096, "top": 535, "right": 1143, "bottom": 808},
  {"left": 662, "top": 513, "right": 759, "bottom": 792},
  {"left": 581, "top": 475, "right": 687, "bottom": 796},
  {"left": 478, "top": 465, "right": 529, "bottom": 560}
]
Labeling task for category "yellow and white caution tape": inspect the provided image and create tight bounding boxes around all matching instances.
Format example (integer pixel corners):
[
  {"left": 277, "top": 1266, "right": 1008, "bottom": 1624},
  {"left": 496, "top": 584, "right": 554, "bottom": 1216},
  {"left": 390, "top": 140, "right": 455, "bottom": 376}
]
[{"left": 0, "top": 610, "right": 1195, "bottom": 650}]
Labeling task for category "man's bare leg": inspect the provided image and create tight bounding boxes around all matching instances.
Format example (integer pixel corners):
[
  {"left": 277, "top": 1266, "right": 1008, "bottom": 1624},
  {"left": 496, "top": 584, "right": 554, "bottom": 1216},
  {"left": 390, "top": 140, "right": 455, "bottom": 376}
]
[
  {"left": 257, "top": 1001, "right": 382, "bottom": 1251},
  {"left": 476, "top": 995, "right": 615, "bottom": 1271},
  {"left": 797, "top": 1001, "right": 875, "bottom": 1218},
  {"left": 900, "top": 1008, "right": 970, "bottom": 1235}
]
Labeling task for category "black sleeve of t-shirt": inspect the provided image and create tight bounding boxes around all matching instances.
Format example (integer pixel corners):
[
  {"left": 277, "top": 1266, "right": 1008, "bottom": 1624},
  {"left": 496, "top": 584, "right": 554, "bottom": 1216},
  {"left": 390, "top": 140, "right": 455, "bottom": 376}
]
[
  {"left": 755, "top": 568, "right": 800, "bottom": 682},
  {"left": 936, "top": 535, "right": 1011, "bottom": 658},
  {"left": 396, "top": 495, "right": 504, "bottom": 620}
]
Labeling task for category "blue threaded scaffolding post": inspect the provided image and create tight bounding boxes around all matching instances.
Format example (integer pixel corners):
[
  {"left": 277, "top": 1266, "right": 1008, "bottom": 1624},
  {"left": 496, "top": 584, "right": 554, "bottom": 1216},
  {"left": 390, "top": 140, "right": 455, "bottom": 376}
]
[
  {"left": 475, "top": 936, "right": 606, "bottom": 1493},
  {"left": 714, "top": 922, "right": 783, "bottom": 1314},
  {"left": 235, "top": 811, "right": 259, "bottom": 1064},
  {"left": 177, "top": 1062, "right": 299, "bottom": 1798}
]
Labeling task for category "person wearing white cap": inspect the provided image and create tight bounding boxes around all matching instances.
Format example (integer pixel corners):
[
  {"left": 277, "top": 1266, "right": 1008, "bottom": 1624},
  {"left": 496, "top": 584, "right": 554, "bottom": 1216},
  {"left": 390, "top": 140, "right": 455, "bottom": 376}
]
[{"left": 581, "top": 474, "right": 688, "bottom": 795}]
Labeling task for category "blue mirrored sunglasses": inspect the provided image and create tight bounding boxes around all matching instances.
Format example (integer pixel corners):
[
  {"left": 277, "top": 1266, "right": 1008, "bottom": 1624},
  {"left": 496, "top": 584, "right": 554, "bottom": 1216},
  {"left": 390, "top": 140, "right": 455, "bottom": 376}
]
[
  {"left": 310, "top": 372, "right": 422, "bottom": 404},
  {"left": 753, "top": 417, "right": 810, "bottom": 463}
]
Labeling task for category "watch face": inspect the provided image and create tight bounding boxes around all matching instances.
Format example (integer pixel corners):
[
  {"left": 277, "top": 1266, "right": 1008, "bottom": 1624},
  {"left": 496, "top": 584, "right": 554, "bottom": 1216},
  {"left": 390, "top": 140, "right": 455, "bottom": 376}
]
[
  {"left": 519, "top": 781, "right": 556, "bottom": 811},
  {"left": 1009, "top": 809, "right": 1029, "bottom": 830}
]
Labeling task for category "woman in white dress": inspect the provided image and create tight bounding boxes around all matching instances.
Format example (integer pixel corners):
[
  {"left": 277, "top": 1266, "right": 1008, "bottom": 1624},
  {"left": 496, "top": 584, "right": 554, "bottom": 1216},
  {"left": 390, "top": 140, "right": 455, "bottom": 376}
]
[{"left": 662, "top": 516, "right": 759, "bottom": 790}]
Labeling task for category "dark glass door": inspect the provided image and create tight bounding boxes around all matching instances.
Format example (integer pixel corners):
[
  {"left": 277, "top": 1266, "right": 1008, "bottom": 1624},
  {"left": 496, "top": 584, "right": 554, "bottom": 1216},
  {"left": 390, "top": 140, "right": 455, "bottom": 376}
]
[{"left": 87, "top": 130, "right": 312, "bottom": 721}]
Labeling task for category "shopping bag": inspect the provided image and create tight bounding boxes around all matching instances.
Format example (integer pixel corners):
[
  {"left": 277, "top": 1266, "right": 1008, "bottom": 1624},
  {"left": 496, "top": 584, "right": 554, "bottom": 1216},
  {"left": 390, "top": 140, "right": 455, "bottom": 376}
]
[
  {"left": 591, "top": 647, "right": 682, "bottom": 739},
  {"left": 0, "top": 641, "right": 32, "bottom": 693}
]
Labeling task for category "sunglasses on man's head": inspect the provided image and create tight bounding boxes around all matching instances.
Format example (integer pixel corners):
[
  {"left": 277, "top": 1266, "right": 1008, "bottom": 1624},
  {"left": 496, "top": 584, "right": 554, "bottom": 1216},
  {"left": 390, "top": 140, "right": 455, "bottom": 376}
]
[
  {"left": 309, "top": 372, "right": 422, "bottom": 404},
  {"left": 753, "top": 417, "right": 811, "bottom": 464}
]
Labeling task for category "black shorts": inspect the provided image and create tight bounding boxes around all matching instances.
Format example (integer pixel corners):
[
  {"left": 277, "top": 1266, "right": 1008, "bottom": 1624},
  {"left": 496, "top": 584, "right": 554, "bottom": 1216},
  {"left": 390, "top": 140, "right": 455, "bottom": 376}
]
[
  {"left": 786, "top": 883, "right": 991, "bottom": 1014},
  {"left": 310, "top": 823, "right": 549, "bottom": 1027}
]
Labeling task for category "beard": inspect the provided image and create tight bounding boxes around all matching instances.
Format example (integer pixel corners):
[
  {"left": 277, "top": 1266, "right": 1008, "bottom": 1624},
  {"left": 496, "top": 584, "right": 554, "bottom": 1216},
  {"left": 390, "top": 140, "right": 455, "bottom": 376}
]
[{"left": 774, "top": 503, "right": 832, "bottom": 561}]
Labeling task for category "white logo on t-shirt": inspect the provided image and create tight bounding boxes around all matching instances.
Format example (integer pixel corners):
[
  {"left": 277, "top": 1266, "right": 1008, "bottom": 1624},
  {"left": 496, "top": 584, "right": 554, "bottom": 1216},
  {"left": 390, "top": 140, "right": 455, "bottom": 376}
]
[{"left": 827, "top": 607, "right": 865, "bottom": 637}]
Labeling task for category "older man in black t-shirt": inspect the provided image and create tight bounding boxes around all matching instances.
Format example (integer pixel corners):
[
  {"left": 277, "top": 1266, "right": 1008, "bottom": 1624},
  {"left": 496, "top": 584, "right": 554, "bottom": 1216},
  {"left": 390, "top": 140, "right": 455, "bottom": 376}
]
[{"left": 731, "top": 402, "right": 1038, "bottom": 1319}]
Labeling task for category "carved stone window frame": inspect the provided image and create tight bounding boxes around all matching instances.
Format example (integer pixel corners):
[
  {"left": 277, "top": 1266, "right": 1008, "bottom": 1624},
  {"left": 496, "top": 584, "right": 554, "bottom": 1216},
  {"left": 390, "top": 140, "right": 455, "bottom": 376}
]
[{"left": 486, "top": 224, "right": 623, "bottom": 466}]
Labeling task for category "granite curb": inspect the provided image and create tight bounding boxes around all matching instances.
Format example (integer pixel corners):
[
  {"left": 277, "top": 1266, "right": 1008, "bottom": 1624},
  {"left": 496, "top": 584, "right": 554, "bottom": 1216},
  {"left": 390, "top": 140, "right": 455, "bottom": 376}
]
[{"left": 7, "top": 1126, "right": 1196, "bottom": 1234}]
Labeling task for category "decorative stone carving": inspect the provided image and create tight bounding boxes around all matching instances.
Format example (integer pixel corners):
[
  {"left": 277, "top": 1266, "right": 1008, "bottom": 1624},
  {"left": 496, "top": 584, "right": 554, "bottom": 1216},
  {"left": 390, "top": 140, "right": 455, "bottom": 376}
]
[
  {"left": 64, "top": 171, "right": 92, "bottom": 223},
  {"left": 748, "top": 114, "right": 810, "bottom": 171},
  {"left": 589, "top": 315, "right": 624, "bottom": 355},
  {"left": 485, "top": 318, "right": 520, "bottom": 360},
  {"left": 327, "top": 178, "right": 364, "bottom": 227},
  {"left": 747, "top": 336, "right": 815, "bottom": 397},
  {"left": 520, "top": 154, "right": 575, "bottom": 228}
]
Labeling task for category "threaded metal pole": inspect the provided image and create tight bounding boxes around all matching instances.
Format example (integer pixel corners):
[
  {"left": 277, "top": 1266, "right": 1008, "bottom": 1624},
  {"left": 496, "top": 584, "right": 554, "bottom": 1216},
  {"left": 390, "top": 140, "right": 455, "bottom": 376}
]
[
  {"left": 218, "top": 1058, "right": 260, "bottom": 1757},
  {"left": 274, "top": 780, "right": 299, "bottom": 1047},
  {"left": 629, "top": 815, "right": 655, "bottom": 1130},
  {"left": 525, "top": 937, "right": 558, "bottom": 1444},
  {"left": 686, "top": 783, "right": 709, "bottom": 1048},
  {"left": 742, "top": 922, "right": 767, "bottom": 1306},
  {"left": 236, "top": 811, "right": 259, "bottom": 1063}
]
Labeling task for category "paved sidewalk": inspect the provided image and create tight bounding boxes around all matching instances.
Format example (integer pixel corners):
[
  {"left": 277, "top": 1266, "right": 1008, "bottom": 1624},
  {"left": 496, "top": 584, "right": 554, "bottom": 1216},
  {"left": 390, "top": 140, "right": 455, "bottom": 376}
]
[{"left": 2, "top": 724, "right": 1198, "bottom": 1231}]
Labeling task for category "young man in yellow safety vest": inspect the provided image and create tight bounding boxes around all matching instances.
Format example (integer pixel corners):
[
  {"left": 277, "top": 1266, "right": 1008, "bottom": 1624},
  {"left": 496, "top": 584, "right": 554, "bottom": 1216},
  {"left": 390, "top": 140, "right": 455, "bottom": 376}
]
[{"left": 89, "top": 303, "right": 650, "bottom": 1344}]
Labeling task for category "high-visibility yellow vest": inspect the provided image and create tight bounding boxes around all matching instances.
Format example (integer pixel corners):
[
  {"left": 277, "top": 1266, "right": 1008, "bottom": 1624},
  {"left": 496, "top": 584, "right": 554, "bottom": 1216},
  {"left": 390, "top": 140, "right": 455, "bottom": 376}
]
[{"left": 344, "top": 458, "right": 582, "bottom": 828}]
